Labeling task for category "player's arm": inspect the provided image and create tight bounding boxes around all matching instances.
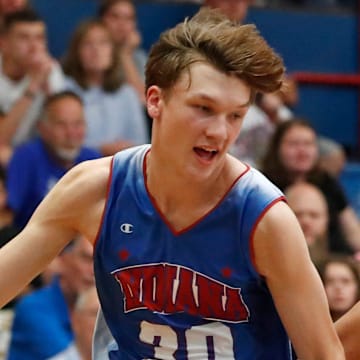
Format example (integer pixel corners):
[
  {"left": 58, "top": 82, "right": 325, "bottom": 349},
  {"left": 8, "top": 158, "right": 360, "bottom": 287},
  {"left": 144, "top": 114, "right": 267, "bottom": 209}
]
[
  {"left": 253, "top": 200, "right": 345, "bottom": 360},
  {"left": 335, "top": 300, "right": 360, "bottom": 360},
  {"left": 0, "top": 156, "right": 112, "bottom": 308}
]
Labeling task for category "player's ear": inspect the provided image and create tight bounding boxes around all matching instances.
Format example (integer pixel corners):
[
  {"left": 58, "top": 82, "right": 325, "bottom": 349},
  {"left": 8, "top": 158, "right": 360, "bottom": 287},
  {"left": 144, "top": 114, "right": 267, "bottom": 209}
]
[{"left": 146, "top": 85, "right": 163, "bottom": 119}]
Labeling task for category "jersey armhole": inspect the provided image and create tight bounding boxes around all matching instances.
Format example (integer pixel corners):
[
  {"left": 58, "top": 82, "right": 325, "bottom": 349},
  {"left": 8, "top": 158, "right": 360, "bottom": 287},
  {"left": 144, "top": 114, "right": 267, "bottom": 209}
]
[
  {"left": 93, "top": 156, "right": 115, "bottom": 250},
  {"left": 248, "top": 196, "right": 287, "bottom": 276}
]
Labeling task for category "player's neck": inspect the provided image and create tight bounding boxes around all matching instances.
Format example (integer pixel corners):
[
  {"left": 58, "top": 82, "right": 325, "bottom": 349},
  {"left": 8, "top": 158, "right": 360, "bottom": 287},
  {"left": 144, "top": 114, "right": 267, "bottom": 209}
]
[
  {"left": 145, "top": 153, "right": 242, "bottom": 230},
  {"left": 147, "top": 154, "right": 218, "bottom": 203}
]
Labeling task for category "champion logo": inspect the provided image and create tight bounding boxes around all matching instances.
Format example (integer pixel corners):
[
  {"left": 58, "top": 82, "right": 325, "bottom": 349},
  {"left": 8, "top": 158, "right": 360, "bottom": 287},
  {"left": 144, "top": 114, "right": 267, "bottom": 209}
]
[{"left": 120, "top": 223, "right": 134, "bottom": 234}]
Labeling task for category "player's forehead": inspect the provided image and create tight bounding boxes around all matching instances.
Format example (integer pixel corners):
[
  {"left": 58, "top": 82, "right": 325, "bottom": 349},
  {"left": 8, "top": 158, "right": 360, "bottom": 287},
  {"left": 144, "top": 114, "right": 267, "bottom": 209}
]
[{"left": 171, "top": 62, "right": 251, "bottom": 106}]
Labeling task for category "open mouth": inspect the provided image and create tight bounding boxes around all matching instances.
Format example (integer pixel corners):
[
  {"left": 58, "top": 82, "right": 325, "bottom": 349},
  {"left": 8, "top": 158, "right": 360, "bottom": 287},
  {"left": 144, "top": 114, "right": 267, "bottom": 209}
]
[{"left": 193, "top": 147, "right": 218, "bottom": 161}]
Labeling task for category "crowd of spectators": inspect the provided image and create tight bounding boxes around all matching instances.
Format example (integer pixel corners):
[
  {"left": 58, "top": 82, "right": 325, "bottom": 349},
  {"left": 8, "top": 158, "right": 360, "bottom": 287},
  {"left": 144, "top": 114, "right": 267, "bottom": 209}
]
[
  {"left": 0, "top": 0, "right": 359, "bottom": 359},
  {"left": 0, "top": 1, "right": 149, "bottom": 359}
]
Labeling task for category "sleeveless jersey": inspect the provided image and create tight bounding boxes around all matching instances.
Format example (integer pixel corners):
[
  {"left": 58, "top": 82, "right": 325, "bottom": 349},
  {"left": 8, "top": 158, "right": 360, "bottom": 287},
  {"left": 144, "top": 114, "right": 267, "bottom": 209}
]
[{"left": 93, "top": 145, "right": 292, "bottom": 359}]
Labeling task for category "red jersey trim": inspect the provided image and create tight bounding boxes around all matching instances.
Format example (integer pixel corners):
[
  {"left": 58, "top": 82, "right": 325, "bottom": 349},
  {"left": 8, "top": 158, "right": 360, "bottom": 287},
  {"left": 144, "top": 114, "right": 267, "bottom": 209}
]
[
  {"left": 93, "top": 156, "right": 115, "bottom": 250},
  {"left": 249, "top": 196, "right": 287, "bottom": 275},
  {"left": 144, "top": 156, "right": 251, "bottom": 236}
]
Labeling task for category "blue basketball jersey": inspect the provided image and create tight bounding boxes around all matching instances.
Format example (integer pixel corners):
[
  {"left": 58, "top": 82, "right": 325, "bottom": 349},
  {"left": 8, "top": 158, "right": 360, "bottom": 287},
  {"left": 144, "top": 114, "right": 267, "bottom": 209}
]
[{"left": 93, "top": 145, "right": 292, "bottom": 359}]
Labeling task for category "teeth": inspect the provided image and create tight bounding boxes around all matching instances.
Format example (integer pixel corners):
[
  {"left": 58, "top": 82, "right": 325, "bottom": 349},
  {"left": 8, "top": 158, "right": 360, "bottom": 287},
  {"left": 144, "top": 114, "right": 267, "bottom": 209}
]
[{"left": 200, "top": 147, "right": 217, "bottom": 152}]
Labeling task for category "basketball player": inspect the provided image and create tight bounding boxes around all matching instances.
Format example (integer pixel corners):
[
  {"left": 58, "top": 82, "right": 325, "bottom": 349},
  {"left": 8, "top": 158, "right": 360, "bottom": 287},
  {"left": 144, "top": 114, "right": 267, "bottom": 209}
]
[{"left": 0, "top": 8, "right": 344, "bottom": 359}]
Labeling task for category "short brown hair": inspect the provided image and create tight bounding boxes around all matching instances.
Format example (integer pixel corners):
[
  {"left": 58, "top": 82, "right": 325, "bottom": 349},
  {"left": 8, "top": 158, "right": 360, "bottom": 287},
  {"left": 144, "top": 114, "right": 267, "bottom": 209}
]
[
  {"left": 2, "top": 8, "right": 42, "bottom": 33},
  {"left": 145, "top": 8, "right": 284, "bottom": 100}
]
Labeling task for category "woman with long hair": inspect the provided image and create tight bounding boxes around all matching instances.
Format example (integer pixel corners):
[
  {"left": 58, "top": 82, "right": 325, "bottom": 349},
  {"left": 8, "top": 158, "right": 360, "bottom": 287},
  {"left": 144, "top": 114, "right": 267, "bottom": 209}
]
[
  {"left": 261, "top": 118, "right": 360, "bottom": 254},
  {"left": 62, "top": 19, "right": 148, "bottom": 156}
]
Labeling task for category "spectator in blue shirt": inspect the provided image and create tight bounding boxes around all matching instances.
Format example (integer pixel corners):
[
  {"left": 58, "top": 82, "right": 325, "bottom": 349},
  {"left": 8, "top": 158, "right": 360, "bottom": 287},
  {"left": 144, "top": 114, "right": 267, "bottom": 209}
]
[
  {"left": 49, "top": 286, "right": 101, "bottom": 360},
  {"left": 6, "top": 90, "right": 100, "bottom": 229}
]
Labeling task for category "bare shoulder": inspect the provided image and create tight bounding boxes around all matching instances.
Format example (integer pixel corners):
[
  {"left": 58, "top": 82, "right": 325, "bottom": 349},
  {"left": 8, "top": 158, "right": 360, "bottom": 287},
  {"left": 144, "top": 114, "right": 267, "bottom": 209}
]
[
  {"left": 226, "top": 153, "right": 248, "bottom": 176},
  {"left": 254, "top": 200, "right": 300, "bottom": 246},
  {"left": 31, "top": 156, "right": 113, "bottom": 243},
  {"left": 257, "top": 200, "right": 295, "bottom": 229},
  {"left": 252, "top": 200, "right": 310, "bottom": 277},
  {"left": 58, "top": 156, "right": 112, "bottom": 195}
]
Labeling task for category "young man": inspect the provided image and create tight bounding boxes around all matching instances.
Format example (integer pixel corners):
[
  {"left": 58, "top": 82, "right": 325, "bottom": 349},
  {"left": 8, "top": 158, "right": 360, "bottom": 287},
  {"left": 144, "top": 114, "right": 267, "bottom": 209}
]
[
  {"left": 0, "top": 8, "right": 344, "bottom": 359},
  {"left": 0, "top": 9, "right": 65, "bottom": 163}
]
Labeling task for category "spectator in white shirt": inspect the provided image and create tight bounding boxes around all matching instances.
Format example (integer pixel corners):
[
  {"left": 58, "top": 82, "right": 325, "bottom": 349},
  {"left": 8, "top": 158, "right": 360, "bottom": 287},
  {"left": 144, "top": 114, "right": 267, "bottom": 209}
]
[{"left": 0, "top": 8, "right": 65, "bottom": 165}]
